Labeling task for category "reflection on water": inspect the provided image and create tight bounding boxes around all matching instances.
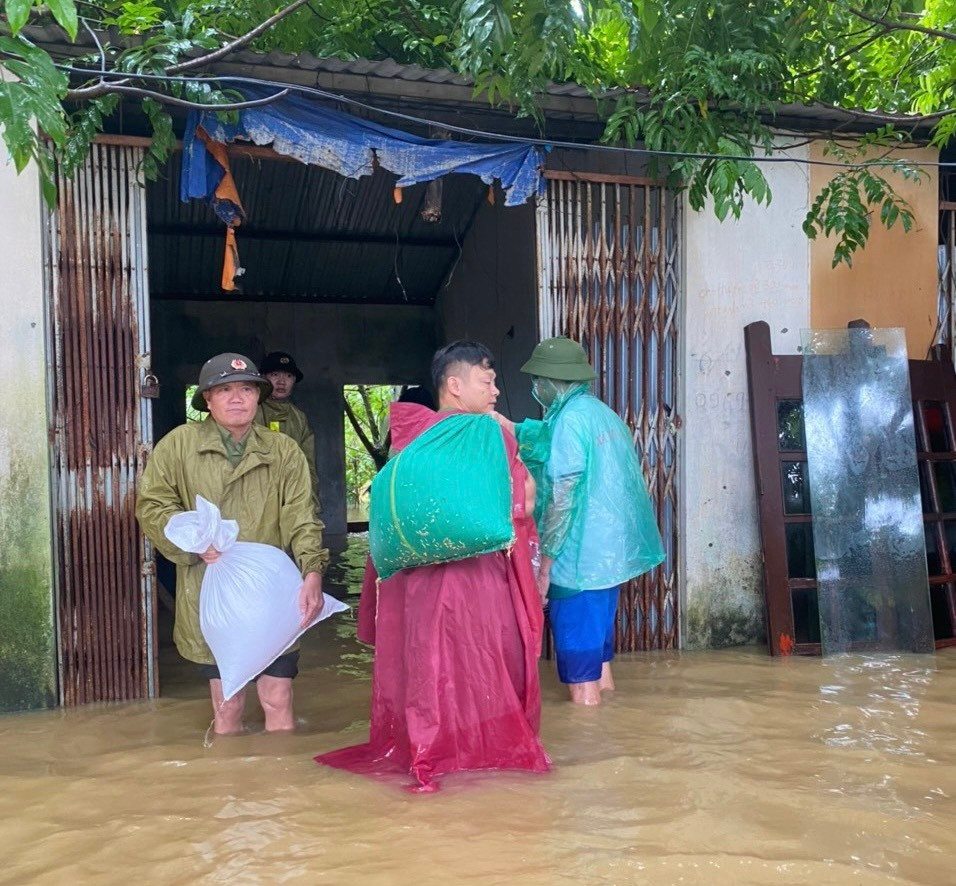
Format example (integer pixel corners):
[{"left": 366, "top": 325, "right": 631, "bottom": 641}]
[
  {"left": 323, "top": 533, "right": 372, "bottom": 678},
  {"left": 3, "top": 535, "right": 956, "bottom": 884},
  {"left": 327, "top": 532, "right": 371, "bottom": 601}
]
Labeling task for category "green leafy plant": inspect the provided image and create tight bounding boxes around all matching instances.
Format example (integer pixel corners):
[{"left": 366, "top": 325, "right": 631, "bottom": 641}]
[
  {"left": 802, "top": 132, "right": 926, "bottom": 267},
  {"left": 343, "top": 384, "right": 394, "bottom": 519},
  {"left": 1, "top": 0, "right": 954, "bottom": 260}
]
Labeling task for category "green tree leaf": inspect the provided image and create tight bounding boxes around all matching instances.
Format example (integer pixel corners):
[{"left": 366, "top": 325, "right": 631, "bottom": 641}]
[
  {"left": 4, "top": 0, "right": 33, "bottom": 34},
  {"left": 0, "top": 0, "right": 948, "bottom": 266},
  {"left": 46, "top": 0, "right": 79, "bottom": 40}
]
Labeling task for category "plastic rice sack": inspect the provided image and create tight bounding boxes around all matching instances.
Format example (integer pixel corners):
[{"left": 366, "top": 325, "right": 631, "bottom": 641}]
[
  {"left": 369, "top": 413, "right": 514, "bottom": 581},
  {"left": 164, "top": 495, "right": 348, "bottom": 699}
]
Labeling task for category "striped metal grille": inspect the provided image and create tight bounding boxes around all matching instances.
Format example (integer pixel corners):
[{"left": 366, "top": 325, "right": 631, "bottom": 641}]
[
  {"left": 43, "top": 142, "right": 157, "bottom": 704},
  {"left": 536, "top": 172, "right": 681, "bottom": 650}
]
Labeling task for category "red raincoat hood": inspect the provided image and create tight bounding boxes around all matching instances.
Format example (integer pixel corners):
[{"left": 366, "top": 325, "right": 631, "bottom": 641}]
[{"left": 389, "top": 401, "right": 442, "bottom": 451}]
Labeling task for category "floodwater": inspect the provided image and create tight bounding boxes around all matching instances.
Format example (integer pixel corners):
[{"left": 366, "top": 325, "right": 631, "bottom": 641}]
[{"left": 3, "top": 539, "right": 956, "bottom": 884}]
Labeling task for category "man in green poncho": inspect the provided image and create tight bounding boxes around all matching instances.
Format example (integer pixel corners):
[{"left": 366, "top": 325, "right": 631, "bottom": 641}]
[
  {"left": 496, "top": 337, "right": 665, "bottom": 706},
  {"left": 257, "top": 351, "right": 320, "bottom": 513},
  {"left": 137, "top": 353, "right": 328, "bottom": 734}
]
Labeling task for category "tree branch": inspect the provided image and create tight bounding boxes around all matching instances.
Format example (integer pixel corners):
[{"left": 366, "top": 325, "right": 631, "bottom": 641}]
[
  {"left": 61, "top": 0, "right": 310, "bottom": 103},
  {"left": 66, "top": 81, "right": 289, "bottom": 109},
  {"left": 850, "top": 8, "right": 956, "bottom": 42},
  {"left": 75, "top": 0, "right": 112, "bottom": 16},
  {"left": 357, "top": 384, "right": 382, "bottom": 442},
  {"left": 790, "top": 28, "right": 890, "bottom": 81},
  {"left": 80, "top": 17, "right": 107, "bottom": 73},
  {"left": 344, "top": 392, "right": 384, "bottom": 466},
  {"left": 167, "top": 0, "right": 312, "bottom": 73}
]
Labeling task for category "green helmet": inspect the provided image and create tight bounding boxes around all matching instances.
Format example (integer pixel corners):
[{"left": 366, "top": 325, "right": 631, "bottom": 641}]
[
  {"left": 191, "top": 353, "right": 272, "bottom": 412},
  {"left": 520, "top": 337, "right": 596, "bottom": 382}
]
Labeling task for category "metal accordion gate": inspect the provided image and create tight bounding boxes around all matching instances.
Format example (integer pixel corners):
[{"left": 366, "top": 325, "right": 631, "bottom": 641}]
[
  {"left": 43, "top": 140, "right": 157, "bottom": 704},
  {"left": 535, "top": 171, "right": 681, "bottom": 651}
]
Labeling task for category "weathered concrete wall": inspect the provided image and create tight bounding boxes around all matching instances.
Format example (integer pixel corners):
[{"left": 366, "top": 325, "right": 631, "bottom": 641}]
[
  {"left": 436, "top": 191, "right": 538, "bottom": 421},
  {"left": 0, "top": 146, "right": 57, "bottom": 711},
  {"left": 681, "top": 144, "right": 811, "bottom": 649},
  {"left": 810, "top": 144, "right": 939, "bottom": 357},
  {"left": 682, "top": 141, "right": 941, "bottom": 650},
  {"left": 150, "top": 300, "right": 437, "bottom": 537}
]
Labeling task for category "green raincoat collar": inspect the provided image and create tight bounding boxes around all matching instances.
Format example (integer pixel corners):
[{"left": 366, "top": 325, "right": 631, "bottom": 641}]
[{"left": 196, "top": 418, "right": 276, "bottom": 472}]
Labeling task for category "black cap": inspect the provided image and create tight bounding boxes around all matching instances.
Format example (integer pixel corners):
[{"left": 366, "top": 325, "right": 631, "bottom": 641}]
[{"left": 260, "top": 351, "right": 304, "bottom": 383}]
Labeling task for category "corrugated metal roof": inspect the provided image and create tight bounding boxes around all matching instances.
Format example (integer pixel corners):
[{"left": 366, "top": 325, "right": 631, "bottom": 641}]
[
  {"left": 229, "top": 53, "right": 474, "bottom": 84},
  {"left": 30, "top": 23, "right": 930, "bottom": 133},
  {"left": 218, "top": 50, "right": 590, "bottom": 96},
  {"left": 25, "top": 24, "right": 585, "bottom": 94},
  {"left": 147, "top": 152, "right": 487, "bottom": 304}
]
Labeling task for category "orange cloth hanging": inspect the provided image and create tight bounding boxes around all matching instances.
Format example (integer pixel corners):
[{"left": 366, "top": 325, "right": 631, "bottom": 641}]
[
  {"left": 196, "top": 127, "right": 245, "bottom": 292},
  {"left": 222, "top": 227, "right": 241, "bottom": 291}
]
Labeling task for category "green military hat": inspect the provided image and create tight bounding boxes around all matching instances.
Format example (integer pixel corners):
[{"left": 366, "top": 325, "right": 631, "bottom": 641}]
[
  {"left": 191, "top": 352, "right": 273, "bottom": 412},
  {"left": 520, "top": 336, "right": 596, "bottom": 382}
]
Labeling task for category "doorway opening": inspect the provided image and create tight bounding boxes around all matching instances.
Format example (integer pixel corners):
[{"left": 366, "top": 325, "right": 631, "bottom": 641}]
[{"left": 343, "top": 384, "right": 394, "bottom": 526}]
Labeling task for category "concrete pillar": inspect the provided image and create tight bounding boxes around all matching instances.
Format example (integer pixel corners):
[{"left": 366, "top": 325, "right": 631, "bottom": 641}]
[
  {"left": 680, "top": 144, "right": 811, "bottom": 648},
  {"left": 0, "top": 145, "right": 57, "bottom": 710}
]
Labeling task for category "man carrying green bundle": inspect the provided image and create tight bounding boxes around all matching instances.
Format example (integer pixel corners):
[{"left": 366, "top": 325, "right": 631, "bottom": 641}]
[
  {"left": 497, "top": 337, "right": 665, "bottom": 706},
  {"left": 317, "top": 341, "right": 549, "bottom": 790}
]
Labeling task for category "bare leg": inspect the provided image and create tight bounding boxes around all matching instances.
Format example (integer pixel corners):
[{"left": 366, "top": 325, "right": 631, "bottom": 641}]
[
  {"left": 256, "top": 675, "right": 295, "bottom": 731},
  {"left": 599, "top": 661, "right": 615, "bottom": 692},
  {"left": 568, "top": 680, "right": 602, "bottom": 706},
  {"left": 209, "top": 680, "right": 246, "bottom": 734}
]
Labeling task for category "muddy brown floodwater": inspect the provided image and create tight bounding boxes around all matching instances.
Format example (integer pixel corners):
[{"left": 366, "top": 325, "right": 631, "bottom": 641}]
[{"left": 3, "top": 537, "right": 956, "bottom": 884}]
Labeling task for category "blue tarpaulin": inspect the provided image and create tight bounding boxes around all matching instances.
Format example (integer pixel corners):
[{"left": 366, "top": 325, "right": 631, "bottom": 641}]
[{"left": 181, "top": 87, "right": 546, "bottom": 215}]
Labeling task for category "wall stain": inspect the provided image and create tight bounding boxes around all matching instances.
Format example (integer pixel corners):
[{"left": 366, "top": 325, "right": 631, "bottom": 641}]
[
  {"left": 685, "top": 556, "right": 766, "bottom": 649},
  {"left": 0, "top": 444, "right": 56, "bottom": 712}
]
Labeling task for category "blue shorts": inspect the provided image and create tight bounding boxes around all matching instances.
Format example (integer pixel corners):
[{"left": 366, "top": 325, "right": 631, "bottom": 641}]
[{"left": 547, "top": 586, "right": 619, "bottom": 684}]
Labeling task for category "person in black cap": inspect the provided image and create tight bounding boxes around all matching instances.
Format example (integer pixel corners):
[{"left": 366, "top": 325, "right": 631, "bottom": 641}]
[
  {"left": 136, "top": 352, "right": 328, "bottom": 734},
  {"left": 257, "top": 351, "right": 319, "bottom": 513}
]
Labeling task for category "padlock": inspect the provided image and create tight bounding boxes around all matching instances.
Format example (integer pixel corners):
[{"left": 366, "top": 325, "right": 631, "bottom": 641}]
[{"left": 141, "top": 373, "right": 161, "bottom": 399}]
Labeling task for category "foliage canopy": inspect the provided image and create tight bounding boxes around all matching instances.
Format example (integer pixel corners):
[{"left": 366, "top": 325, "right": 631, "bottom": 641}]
[{"left": 1, "top": 0, "right": 955, "bottom": 261}]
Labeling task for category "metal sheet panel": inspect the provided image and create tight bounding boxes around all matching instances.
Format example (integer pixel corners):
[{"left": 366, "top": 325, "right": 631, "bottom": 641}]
[
  {"left": 745, "top": 320, "right": 956, "bottom": 655},
  {"left": 802, "top": 327, "right": 934, "bottom": 654},
  {"left": 44, "top": 143, "right": 157, "bottom": 704},
  {"left": 536, "top": 173, "right": 681, "bottom": 651},
  {"left": 147, "top": 158, "right": 485, "bottom": 304}
]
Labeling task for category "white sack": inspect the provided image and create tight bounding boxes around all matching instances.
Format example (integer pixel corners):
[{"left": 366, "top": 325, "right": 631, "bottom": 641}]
[{"left": 164, "top": 495, "right": 348, "bottom": 700}]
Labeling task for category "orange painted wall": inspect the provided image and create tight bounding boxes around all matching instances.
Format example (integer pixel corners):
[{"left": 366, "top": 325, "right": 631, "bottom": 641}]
[{"left": 809, "top": 143, "right": 939, "bottom": 358}]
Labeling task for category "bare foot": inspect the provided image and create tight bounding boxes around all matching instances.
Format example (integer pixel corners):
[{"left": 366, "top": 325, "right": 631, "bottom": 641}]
[
  {"left": 213, "top": 725, "right": 249, "bottom": 737},
  {"left": 599, "top": 662, "right": 615, "bottom": 692},
  {"left": 568, "top": 680, "right": 602, "bottom": 705}
]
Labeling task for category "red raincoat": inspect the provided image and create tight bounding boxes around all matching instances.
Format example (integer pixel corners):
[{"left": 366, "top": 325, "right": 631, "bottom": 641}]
[{"left": 316, "top": 403, "right": 550, "bottom": 790}]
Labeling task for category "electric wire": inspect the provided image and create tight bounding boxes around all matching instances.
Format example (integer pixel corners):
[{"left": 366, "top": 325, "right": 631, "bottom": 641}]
[{"left": 40, "top": 60, "right": 956, "bottom": 171}]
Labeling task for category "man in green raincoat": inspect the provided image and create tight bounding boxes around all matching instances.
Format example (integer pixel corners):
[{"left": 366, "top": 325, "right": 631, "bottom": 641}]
[
  {"left": 136, "top": 353, "right": 328, "bottom": 734},
  {"left": 257, "top": 351, "right": 320, "bottom": 513},
  {"left": 497, "top": 337, "right": 665, "bottom": 706}
]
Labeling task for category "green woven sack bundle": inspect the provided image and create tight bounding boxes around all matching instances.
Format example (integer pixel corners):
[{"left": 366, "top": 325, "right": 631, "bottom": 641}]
[{"left": 369, "top": 413, "right": 514, "bottom": 580}]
